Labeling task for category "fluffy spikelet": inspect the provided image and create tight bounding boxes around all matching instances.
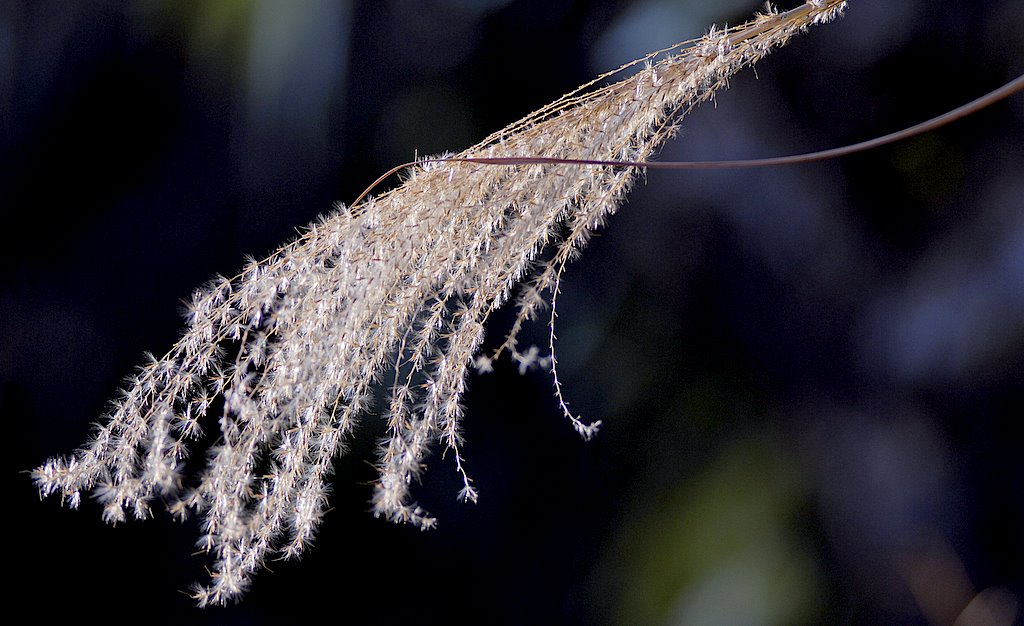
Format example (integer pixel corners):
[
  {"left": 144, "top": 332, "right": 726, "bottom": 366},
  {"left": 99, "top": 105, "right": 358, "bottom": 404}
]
[{"left": 32, "top": 1, "right": 846, "bottom": 605}]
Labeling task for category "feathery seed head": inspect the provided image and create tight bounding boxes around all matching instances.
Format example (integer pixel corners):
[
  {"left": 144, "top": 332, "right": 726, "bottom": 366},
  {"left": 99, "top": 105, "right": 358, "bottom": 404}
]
[{"left": 32, "top": 1, "right": 846, "bottom": 605}]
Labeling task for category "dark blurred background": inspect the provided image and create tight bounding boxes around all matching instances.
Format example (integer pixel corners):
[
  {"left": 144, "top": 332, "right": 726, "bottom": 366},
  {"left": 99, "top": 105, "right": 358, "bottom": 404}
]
[{"left": 2, "top": 0, "right": 1022, "bottom": 624}]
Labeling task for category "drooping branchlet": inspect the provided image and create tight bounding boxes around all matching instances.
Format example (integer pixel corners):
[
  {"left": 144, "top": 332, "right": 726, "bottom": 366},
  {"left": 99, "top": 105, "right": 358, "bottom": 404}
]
[{"left": 33, "top": 1, "right": 847, "bottom": 605}]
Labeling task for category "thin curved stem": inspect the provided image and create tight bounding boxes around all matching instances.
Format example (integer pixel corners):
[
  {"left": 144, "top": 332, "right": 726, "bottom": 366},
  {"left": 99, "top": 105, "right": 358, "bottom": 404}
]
[{"left": 350, "top": 72, "right": 1024, "bottom": 208}]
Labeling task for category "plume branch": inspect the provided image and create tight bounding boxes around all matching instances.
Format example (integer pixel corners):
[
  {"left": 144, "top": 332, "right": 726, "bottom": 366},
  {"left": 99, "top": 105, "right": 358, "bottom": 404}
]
[{"left": 33, "top": 1, "right": 847, "bottom": 605}]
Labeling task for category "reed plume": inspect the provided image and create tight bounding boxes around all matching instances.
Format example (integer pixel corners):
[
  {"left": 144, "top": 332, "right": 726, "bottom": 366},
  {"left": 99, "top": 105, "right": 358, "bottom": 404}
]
[{"left": 33, "top": 1, "right": 847, "bottom": 605}]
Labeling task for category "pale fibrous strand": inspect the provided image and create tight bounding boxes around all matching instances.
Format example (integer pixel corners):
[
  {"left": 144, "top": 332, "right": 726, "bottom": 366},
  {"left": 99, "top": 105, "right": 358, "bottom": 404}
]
[{"left": 33, "top": 1, "right": 847, "bottom": 605}]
